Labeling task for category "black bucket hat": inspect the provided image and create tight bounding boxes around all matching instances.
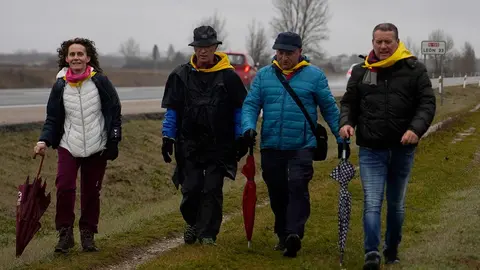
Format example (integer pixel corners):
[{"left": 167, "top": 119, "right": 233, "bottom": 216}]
[
  {"left": 272, "top": 31, "right": 302, "bottom": 51},
  {"left": 188, "top": 26, "right": 223, "bottom": 47}
]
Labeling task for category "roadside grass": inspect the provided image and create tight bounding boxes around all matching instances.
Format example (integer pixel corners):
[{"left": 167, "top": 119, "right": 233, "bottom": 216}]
[
  {"left": 431, "top": 84, "right": 480, "bottom": 123},
  {"left": 139, "top": 97, "right": 480, "bottom": 269},
  {"left": 0, "top": 84, "right": 478, "bottom": 269}
]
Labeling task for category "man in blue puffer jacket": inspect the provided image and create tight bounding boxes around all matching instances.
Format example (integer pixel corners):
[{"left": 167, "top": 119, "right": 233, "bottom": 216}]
[{"left": 242, "top": 32, "right": 348, "bottom": 258}]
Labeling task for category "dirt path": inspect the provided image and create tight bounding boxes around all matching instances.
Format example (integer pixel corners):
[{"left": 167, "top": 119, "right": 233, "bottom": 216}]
[{"left": 102, "top": 200, "right": 269, "bottom": 270}]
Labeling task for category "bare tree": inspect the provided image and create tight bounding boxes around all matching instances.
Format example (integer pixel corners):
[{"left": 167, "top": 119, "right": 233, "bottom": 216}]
[
  {"left": 428, "top": 29, "right": 454, "bottom": 75},
  {"left": 197, "top": 11, "right": 228, "bottom": 47},
  {"left": 119, "top": 38, "right": 140, "bottom": 61},
  {"left": 166, "top": 44, "right": 175, "bottom": 62},
  {"left": 461, "top": 41, "right": 476, "bottom": 75},
  {"left": 448, "top": 49, "right": 462, "bottom": 76},
  {"left": 403, "top": 36, "right": 420, "bottom": 57},
  {"left": 152, "top": 44, "right": 160, "bottom": 71},
  {"left": 246, "top": 19, "right": 270, "bottom": 66},
  {"left": 270, "top": 0, "right": 330, "bottom": 59}
]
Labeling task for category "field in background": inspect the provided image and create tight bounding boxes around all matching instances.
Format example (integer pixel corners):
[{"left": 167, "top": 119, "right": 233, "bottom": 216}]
[{"left": 0, "top": 67, "right": 170, "bottom": 89}]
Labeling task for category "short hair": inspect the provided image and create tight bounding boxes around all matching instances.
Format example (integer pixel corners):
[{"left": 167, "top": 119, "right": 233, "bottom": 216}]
[{"left": 372, "top": 23, "right": 399, "bottom": 40}]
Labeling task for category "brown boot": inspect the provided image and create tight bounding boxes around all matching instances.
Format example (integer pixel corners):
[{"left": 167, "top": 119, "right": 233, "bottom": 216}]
[{"left": 80, "top": 229, "right": 99, "bottom": 252}]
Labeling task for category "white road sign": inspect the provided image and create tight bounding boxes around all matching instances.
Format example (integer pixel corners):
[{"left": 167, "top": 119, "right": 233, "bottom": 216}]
[{"left": 421, "top": 41, "right": 446, "bottom": 55}]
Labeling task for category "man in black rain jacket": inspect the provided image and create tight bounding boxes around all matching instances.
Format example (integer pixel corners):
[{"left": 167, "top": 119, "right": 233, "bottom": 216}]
[{"left": 161, "top": 25, "right": 249, "bottom": 246}]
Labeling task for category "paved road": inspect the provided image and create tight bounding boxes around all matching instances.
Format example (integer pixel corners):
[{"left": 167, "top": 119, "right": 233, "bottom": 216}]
[
  {"left": 1, "top": 77, "right": 478, "bottom": 108},
  {"left": 0, "top": 76, "right": 478, "bottom": 125},
  {"left": 0, "top": 83, "right": 347, "bottom": 107}
]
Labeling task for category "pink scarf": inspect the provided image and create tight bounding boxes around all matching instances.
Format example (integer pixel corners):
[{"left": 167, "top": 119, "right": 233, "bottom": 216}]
[{"left": 65, "top": 65, "right": 93, "bottom": 83}]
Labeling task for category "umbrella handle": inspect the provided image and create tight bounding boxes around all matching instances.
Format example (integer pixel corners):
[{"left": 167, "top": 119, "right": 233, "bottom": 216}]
[
  {"left": 342, "top": 140, "right": 348, "bottom": 160},
  {"left": 248, "top": 129, "right": 255, "bottom": 156},
  {"left": 32, "top": 153, "right": 45, "bottom": 180}
]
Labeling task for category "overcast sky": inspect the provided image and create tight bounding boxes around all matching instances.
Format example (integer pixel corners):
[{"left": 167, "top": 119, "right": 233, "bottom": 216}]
[{"left": 0, "top": 0, "right": 477, "bottom": 57}]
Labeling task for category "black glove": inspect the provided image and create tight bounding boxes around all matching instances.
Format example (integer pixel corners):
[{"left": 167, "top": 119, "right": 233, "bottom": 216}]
[
  {"left": 337, "top": 142, "right": 351, "bottom": 159},
  {"left": 104, "top": 141, "right": 119, "bottom": 161},
  {"left": 243, "top": 129, "right": 257, "bottom": 148},
  {"left": 162, "top": 137, "right": 175, "bottom": 163},
  {"left": 236, "top": 137, "right": 249, "bottom": 161}
]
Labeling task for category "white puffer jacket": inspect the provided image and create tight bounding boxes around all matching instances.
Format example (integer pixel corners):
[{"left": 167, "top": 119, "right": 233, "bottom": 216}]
[{"left": 57, "top": 68, "right": 107, "bottom": 158}]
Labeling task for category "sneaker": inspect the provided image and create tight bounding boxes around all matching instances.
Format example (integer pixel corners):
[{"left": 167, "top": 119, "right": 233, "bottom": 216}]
[
  {"left": 383, "top": 247, "right": 400, "bottom": 264},
  {"left": 363, "top": 251, "right": 381, "bottom": 270},
  {"left": 283, "top": 234, "right": 301, "bottom": 258},
  {"left": 200, "top": 238, "right": 216, "bottom": 246},
  {"left": 273, "top": 235, "right": 286, "bottom": 251},
  {"left": 184, "top": 224, "right": 197, "bottom": 244},
  {"left": 54, "top": 227, "right": 74, "bottom": 253},
  {"left": 80, "top": 229, "right": 99, "bottom": 252}
]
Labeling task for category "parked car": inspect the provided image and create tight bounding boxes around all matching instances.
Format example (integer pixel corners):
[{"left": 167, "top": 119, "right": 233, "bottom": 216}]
[
  {"left": 346, "top": 55, "right": 366, "bottom": 80},
  {"left": 225, "top": 52, "right": 258, "bottom": 89},
  {"left": 345, "top": 63, "right": 358, "bottom": 80}
]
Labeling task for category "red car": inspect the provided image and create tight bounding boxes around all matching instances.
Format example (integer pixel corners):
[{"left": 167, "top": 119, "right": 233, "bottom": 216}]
[{"left": 225, "top": 52, "right": 258, "bottom": 89}]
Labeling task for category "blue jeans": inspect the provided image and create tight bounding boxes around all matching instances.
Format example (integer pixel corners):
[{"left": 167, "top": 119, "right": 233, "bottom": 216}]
[{"left": 359, "top": 145, "right": 416, "bottom": 254}]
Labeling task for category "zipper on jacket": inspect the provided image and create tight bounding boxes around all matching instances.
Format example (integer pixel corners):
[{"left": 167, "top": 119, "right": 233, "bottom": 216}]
[{"left": 77, "top": 85, "right": 87, "bottom": 156}]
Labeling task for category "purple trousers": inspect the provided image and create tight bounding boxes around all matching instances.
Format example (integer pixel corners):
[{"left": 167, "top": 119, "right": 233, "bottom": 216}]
[{"left": 55, "top": 147, "right": 107, "bottom": 233}]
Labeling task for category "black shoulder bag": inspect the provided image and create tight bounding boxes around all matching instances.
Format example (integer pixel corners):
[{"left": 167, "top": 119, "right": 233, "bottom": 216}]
[{"left": 274, "top": 69, "right": 328, "bottom": 161}]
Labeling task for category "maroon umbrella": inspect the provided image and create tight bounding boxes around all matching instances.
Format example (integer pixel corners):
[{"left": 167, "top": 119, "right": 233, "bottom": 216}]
[
  {"left": 241, "top": 145, "right": 256, "bottom": 248},
  {"left": 16, "top": 154, "right": 51, "bottom": 257}
]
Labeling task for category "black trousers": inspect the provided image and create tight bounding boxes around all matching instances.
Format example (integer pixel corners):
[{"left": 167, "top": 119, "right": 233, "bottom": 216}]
[
  {"left": 179, "top": 159, "right": 225, "bottom": 240},
  {"left": 261, "top": 148, "right": 314, "bottom": 239}
]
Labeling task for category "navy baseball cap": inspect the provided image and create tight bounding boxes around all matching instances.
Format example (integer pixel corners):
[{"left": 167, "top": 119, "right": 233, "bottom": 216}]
[{"left": 272, "top": 32, "right": 302, "bottom": 51}]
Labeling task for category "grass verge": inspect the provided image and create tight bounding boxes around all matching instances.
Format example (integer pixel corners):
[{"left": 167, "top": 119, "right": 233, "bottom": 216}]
[
  {"left": 138, "top": 98, "right": 480, "bottom": 269},
  {"left": 0, "top": 84, "right": 479, "bottom": 269}
]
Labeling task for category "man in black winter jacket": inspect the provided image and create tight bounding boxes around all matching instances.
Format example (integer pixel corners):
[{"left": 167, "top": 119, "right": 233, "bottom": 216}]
[{"left": 339, "top": 23, "right": 436, "bottom": 269}]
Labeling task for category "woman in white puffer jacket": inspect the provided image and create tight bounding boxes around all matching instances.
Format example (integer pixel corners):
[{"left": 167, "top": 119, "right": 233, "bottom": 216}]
[{"left": 33, "top": 38, "right": 122, "bottom": 254}]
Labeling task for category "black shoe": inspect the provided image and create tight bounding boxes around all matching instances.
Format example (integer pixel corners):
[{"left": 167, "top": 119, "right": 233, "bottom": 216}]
[
  {"left": 199, "top": 238, "right": 217, "bottom": 246},
  {"left": 283, "top": 234, "right": 301, "bottom": 258},
  {"left": 383, "top": 247, "right": 400, "bottom": 264},
  {"left": 363, "top": 251, "right": 381, "bottom": 270},
  {"left": 80, "top": 229, "right": 99, "bottom": 252},
  {"left": 184, "top": 224, "right": 197, "bottom": 244},
  {"left": 54, "top": 227, "right": 74, "bottom": 253},
  {"left": 273, "top": 235, "right": 286, "bottom": 251}
]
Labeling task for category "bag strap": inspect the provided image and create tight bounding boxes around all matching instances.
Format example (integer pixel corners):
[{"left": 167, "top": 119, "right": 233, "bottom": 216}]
[{"left": 274, "top": 69, "right": 318, "bottom": 138}]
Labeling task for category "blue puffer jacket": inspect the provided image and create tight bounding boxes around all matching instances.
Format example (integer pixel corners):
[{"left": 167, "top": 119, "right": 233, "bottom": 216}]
[{"left": 241, "top": 62, "right": 342, "bottom": 150}]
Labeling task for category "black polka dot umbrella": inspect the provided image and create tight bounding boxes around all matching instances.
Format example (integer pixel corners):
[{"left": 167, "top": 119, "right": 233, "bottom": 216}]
[{"left": 329, "top": 143, "right": 356, "bottom": 267}]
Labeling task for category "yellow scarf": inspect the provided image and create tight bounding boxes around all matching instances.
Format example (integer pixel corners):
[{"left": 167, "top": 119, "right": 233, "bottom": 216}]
[
  {"left": 273, "top": 59, "right": 310, "bottom": 75},
  {"left": 190, "top": 52, "right": 234, "bottom": 72},
  {"left": 363, "top": 41, "right": 413, "bottom": 69}
]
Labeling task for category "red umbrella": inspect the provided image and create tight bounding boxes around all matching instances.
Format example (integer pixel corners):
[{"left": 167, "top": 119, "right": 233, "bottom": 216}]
[
  {"left": 16, "top": 154, "right": 51, "bottom": 257},
  {"left": 241, "top": 145, "right": 257, "bottom": 248}
]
